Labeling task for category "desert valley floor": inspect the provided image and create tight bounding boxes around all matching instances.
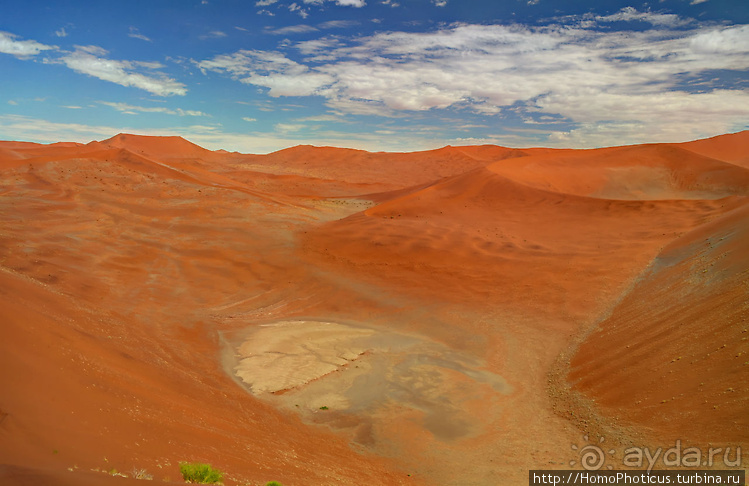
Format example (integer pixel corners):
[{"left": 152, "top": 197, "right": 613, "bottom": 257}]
[{"left": 0, "top": 132, "right": 747, "bottom": 485}]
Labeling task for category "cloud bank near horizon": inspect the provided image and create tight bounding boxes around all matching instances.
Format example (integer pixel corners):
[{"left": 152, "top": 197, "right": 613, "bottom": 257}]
[{"left": 0, "top": 4, "right": 747, "bottom": 152}]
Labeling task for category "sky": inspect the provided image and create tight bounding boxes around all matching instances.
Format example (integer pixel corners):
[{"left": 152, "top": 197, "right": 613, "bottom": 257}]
[{"left": 0, "top": 0, "right": 747, "bottom": 153}]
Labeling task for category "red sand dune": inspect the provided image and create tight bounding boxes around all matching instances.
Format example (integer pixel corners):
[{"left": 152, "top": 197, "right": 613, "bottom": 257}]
[
  {"left": 0, "top": 132, "right": 747, "bottom": 485},
  {"left": 568, "top": 202, "right": 749, "bottom": 445},
  {"left": 678, "top": 130, "right": 749, "bottom": 168}
]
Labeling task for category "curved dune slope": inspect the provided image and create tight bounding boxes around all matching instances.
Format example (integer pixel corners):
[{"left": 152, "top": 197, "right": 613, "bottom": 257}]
[
  {"left": 489, "top": 144, "right": 749, "bottom": 200},
  {"left": 676, "top": 130, "right": 749, "bottom": 168},
  {"left": 568, "top": 203, "right": 749, "bottom": 444},
  {"left": 303, "top": 158, "right": 746, "bottom": 319}
]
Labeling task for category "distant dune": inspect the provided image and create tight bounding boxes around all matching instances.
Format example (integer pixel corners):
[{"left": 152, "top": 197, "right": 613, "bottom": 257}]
[{"left": 0, "top": 132, "right": 746, "bottom": 485}]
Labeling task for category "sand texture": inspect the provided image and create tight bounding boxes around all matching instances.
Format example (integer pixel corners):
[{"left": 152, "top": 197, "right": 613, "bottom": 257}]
[{"left": 0, "top": 132, "right": 747, "bottom": 485}]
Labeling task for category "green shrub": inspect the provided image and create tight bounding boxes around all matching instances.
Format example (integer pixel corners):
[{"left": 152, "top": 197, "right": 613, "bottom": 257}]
[
  {"left": 179, "top": 462, "right": 223, "bottom": 484},
  {"left": 266, "top": 482, "right": 284, "bottom": 486}
]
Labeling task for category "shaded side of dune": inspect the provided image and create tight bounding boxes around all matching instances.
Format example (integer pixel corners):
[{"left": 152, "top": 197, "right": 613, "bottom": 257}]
[{"left": 567, "top": 202, "right": 749, "bottom": 444}]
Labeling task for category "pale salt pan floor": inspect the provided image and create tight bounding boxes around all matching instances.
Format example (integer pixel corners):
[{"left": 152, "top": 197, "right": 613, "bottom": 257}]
[{"left": 227, "top": 320, "right": 511, "bottom": 444}]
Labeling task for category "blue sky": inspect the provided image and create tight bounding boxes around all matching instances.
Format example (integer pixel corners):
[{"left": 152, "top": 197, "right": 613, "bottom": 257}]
[{"left": 1, "top": 0, "right": 747, "bottom": 153}]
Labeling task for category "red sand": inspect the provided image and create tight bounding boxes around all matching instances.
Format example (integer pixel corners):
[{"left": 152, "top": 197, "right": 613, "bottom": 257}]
[{"left": 1, "top": 132, "right": 747, "bottom": 485}]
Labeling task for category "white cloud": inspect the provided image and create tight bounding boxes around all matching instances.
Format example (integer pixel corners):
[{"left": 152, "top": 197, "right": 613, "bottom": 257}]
[
  {"left": 55, "top": 27, "right": 69, "bottom": 38},
  {"left": 242, "top": 117, "right": 258, "bottom": 122},
  {"left": 200, "top": 30, "right": 228, "bottom": 40},
  {"left": 334, "top": 0, "right": 366, "bottom": 6},
  {"left": 128, "top": 27, "right": 152, "bottom": 42},
  {"left": 197, "top": 13, "right": 749, "bottom": 146},
  {"left": 319, "top": 20, "right": 359, "bottom": 29},
  {"left": 301, "top": 0, "right": 365, "bottom": 6},
  {"left": 0, "top": 31, "right": 56, "bottom": 59},
  {"left": 197, "top": 49, "right": 334, "bottom": 97},
  {"left": 268, "top": 24, "right": 318, "bottom": 35},
  {"left": 296, "top": 114, "right": 341, "bottom": 122},
  {"left": 539, "top": 90, "right": 749, "bottom": 147},
  {"left": 289, "top": 3, "right": 309, "bottom": 18},
  {"left": 596, "top": 7, "right": 691, "bottom": 27},
  {"left": 178, "top": 109, "right": 208, "bottom": 117},
  {"left": 99, "top": 101, "right": 207, "bottom": 116},
  {"left": 690, "top": 0, "right": 708, "bottom": 4},
  {"left": 296, "top": 37, "right": 343, "bottom": 57},
  {"left": 262, "top": 0, "right": 365, "bottom": 13},
  {"left": 688, "top": 24, "right": 749, "bottom": 54},
  {"left": 275, "top": 122, "right": 306, "bottom": 132},
  {"left": 58, "top": 46, "right": 187, "bottom": 96},
  {"left": 433, "top": 0, "right": 447, "bottom": 6},
  {"left": 0, "top": 114, "right": 121, "bottom": 143}
]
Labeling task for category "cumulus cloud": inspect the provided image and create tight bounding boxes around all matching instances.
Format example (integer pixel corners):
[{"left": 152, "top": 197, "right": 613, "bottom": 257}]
[
  {"left": 289, "top": 3, "right": 309, "bottom": 18},
  {"left": 58, "top": 46, "right": 187, "bottom": 96},
  {"left": 198, "top": 11, "right": 749, "bottom": 145},
  {"left": 0, "top": 31, "right": 56, "bottom": 58}
]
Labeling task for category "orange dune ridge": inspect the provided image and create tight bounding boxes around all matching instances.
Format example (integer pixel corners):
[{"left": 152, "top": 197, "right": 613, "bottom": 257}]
[{"left": 0, "top": 132, "right": 747, "bottom": 485}]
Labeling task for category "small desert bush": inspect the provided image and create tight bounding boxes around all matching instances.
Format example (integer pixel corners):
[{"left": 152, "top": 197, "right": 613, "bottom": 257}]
[
  {"left": 179, "top": 462, "right": 223, "bottom": 484},
  {"left": 266, "top": 482, "right": 284, "bottom": 486}
]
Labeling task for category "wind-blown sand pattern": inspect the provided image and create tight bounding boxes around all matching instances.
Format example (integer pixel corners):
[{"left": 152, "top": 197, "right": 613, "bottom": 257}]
[{"left": 0, "top": 132, "right": 747, "bottom": 485}]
